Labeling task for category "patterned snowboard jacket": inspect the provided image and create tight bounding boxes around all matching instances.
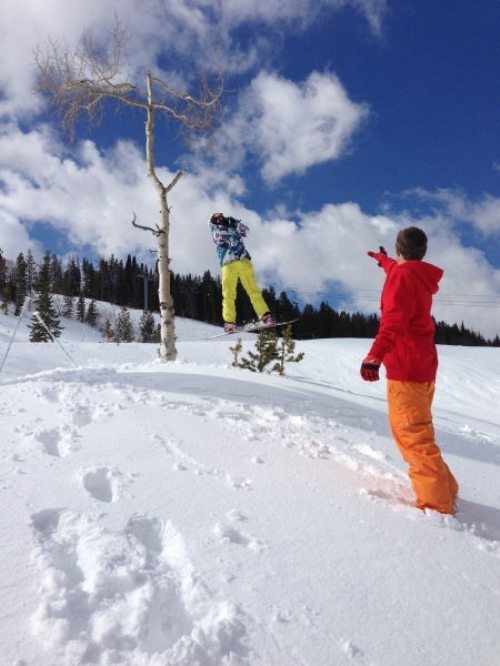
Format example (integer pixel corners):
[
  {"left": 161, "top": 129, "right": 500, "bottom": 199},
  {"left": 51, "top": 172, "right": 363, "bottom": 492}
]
[{"left": 209, "top": 215, "right": 251, "bottom": 267}]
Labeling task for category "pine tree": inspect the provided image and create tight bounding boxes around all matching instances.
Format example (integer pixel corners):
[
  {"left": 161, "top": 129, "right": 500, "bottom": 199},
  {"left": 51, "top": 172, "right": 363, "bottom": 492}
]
[
  {"left": 50, "top": 254, "right": 63, "bottom": 294},
  {"left": 271, "top": 325, "right": 305, "bottom": 376},
  {"left": 81, "top": 259, "right": 97, "bottom": 299},
  {"left": 198, "top": 270, "right": 222, "bottom": 324},
  {"left": 26, "top": 250, "right": 37, "bottom": 302},
  {"left": 238, "top": 329, "right": 279, "bottom": 373},
  {"left": 139, "top": 311, "right": 155, "bottom": 342},
  {"left": 14, "top": 252, "right": 28, "bottom": 315},
  {"left": 102, "top": 318, "right": 114, "bottom": 341},
  {"left": 28, "top": 252, "right": 63, "bottom": 342},
  {"left": 275, "top": 290, "right": 301, "bottom": 324},
  {"left": 62, "top": 295, "right": 74, "bottom": 318},
  {"left": 115, "top": 306, "right": 134, "bottom": 342},
  {"left": 63, "top": 257, "right": 82, "bottom": 296},
  {"left": 76, "top": 294, "right": 86, "bottom": 322},
  {"left": 0, "top": 248, "right": 6, "bottom": 292},
  {"left": 98, "top": 257, "right": 112, "bottom": 303},
  {"left": 229, "top": 338, "right": 243, "bottom": 367},
  {"left": 85, "top": 300, "right": 98, "bottom": 327},
  {"left": 0, "top": 248, "right": 8, "bottom": 313}
]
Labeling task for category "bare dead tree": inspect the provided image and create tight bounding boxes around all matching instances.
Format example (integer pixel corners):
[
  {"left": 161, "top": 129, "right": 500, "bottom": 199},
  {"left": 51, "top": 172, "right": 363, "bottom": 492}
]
[{"left": 35, "top": 19, "right": 223, "bottom": 361}]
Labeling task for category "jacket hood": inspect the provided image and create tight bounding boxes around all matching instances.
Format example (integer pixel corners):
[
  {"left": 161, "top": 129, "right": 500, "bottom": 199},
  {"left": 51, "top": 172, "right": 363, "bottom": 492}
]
[{"left": 402, "top": 260, "right": 443, "bottom": 295}]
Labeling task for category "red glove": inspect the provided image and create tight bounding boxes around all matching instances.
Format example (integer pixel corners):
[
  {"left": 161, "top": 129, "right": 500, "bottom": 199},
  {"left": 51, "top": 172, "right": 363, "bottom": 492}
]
[
  {"left": 367, "top": 246, "right": 387, "bottom": 266},
  {"left": 360, "top": 356, "right": 381, "bottom": 382}
]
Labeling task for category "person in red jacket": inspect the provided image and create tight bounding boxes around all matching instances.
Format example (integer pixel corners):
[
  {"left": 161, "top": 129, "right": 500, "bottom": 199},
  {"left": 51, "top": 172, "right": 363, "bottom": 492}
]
[{"left": 360, "top": 226, "right": 458, "bottom": 515}]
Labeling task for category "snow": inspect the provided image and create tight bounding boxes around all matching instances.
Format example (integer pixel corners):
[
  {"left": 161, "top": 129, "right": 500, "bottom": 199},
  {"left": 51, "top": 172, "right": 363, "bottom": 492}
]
[{"left": 0, "top": 309, "right": 499, "bottom": 666}]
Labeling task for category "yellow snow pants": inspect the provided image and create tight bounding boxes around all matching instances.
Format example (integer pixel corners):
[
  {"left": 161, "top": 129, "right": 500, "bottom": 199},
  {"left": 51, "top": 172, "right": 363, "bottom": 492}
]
[
  {"left": 221, "top": 259, "right": 269, "bottom": 324},
  {"left": 387, "top": 380, "right": 458, "bottom": 515}
]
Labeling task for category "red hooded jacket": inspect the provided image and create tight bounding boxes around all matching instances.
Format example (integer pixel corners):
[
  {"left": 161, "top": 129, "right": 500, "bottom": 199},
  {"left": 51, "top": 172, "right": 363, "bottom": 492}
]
[{"left": 368, "top": 255, "right": 443, "bottom": 382}]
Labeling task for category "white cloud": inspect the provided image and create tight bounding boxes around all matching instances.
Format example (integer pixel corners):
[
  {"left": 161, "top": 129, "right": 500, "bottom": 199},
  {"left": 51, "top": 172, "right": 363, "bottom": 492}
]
[
  {"left": 220, "top": 0, "right": 312, "bottom": 27},
  {"left": 347, "top": 0, "right": 388, "bottom": 36},
  {"left": 0, "top": 208, "right": 41, "bottom": 259},
  {"left": 0, "top": 124, "right": 155, "bottom": 257},
  {"left": 470, "top": 197, "right": 500, "bottom": 236},
  {"left": 0, "top": 0, "right": 119, "bottom": 118},
  {"left": 220, "top": 0, "right": 387, "bottom": 34},
  {"left": 249, "top": 202, "right": 395, "bottom": 291},
  {"left": 224, "top": 71, "right": 368, "bottom": 183},
  {"left": 399, "top": 188, "right": 500, "bottom": 238}
]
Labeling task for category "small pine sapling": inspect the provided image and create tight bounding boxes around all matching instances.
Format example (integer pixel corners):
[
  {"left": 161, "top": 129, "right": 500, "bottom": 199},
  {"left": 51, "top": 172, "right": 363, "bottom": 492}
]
[
  {"left": 229, "top": 338, "right": 243, "bottom": 367},
  {"left": 102, "top": 319, "right": 114, "bottom": 341},
  {"left": 271, "top": 325, "right": 305, "bottom": 376},
  {"left": 237, "top": 328, "right": 279, "bottom": 373}
]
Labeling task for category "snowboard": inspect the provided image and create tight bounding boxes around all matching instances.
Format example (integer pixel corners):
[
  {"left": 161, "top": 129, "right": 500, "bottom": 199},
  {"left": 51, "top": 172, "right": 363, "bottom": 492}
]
[{"left": 205, "top": 318, "right": 299, "bottom": 339}]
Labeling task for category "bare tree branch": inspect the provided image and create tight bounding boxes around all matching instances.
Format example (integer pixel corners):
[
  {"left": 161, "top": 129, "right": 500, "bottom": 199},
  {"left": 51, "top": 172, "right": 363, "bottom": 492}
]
[
  {"left": 165, "top": 169, "right": 185, "bottom": 195},
  {"left": 34, "top": 18, "right": 223, "bottom": 141},
  {"left": 130, "top": 212, "right": 164, "bottom": 236}
]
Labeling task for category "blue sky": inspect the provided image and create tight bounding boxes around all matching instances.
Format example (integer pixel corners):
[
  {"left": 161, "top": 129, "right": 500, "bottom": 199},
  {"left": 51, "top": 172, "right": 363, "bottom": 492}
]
[
  {"left": 285, "top": 1, "right": 500, "bottom": 209},
  {"left": 0, "top": 0, "right": 499, "bottom": 337}
]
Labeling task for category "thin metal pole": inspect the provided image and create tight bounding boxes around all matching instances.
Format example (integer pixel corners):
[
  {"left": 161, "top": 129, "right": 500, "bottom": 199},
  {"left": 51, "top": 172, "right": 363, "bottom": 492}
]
[
  {"left": 33, "top": 311, "right": 78, "bottom": 368},
  {"left": 0, "top": 297, "right": 30, "bottom": 375}
]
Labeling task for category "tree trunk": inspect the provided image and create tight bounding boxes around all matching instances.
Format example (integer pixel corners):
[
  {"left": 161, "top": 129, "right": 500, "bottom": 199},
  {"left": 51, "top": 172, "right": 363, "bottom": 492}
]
[
  {"left": 145, "top": 71, "right": 181, "bottom": 361},
  {"left": 157, "top": 186, "right": 177, "bottom": 360}
]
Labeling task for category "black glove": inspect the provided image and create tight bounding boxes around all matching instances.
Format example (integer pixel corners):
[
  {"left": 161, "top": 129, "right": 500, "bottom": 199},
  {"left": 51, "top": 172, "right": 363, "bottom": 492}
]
[
  {"left": 225, "top": 216, "right": 239, "bottom": 228},
  {"left": 367, "top": 246, "right": 387, "bottom": 266}
]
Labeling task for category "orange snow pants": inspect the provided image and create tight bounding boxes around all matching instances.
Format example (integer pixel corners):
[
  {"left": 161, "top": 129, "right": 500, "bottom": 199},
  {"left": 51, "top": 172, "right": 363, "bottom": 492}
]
[
  {"left": 387, "top": 380, "right": 458, "bottom": 515},
  {"left": 221, "top": 259, "right": 269, "bottom": 324}
]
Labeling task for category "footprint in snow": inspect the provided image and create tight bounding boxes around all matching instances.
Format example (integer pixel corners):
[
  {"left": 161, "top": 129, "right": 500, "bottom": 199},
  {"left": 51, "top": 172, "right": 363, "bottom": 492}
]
[
  {"left": 31, "top": 507, "right": 63, "bottom": 536},
  {"left": 29, "top": 509, "right": 248, "bottom": 663},
  {"left": 69, "top": 403, "right": 94, "bottom": 427},
  {"left": 34, "top": 428, "right": 62, "bottom": 457},
  {"left": 213, "top": 510, "right": 268, "bottom": 552},
  {"left": 225, "top": 474, "right": 253, "bottom": 491},
  {"left": 31, "top": 425, "right": 79, "bottom": 458},
  {"left": 80, "top": 467, "right": 119, "bottom": 503},
  {"left": 340, "top": 638, "right": 367, "bottom": 662}
]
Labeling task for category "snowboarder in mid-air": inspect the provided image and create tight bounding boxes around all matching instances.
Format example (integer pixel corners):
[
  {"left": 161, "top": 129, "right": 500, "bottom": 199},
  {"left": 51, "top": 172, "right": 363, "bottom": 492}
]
[{"left": 208, "top": 212, "right": 275, "bottom": 333}]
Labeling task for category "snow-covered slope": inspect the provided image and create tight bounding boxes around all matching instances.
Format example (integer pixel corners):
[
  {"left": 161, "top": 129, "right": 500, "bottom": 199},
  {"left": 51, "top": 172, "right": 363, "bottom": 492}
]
[{"left": 0, "top": 310, "right": 499, "bottom": 665}]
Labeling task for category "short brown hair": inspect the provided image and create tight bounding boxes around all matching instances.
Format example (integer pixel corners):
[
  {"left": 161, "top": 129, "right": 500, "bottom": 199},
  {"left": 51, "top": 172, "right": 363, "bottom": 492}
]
[{"left": 396, "top": 227, "right": 428, "bottom": 260}]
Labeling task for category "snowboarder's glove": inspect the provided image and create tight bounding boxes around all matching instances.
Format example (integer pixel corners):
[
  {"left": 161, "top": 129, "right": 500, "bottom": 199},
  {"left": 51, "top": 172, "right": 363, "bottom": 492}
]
[
  {"left": 367, "top": 246, "right": 387, "bottom": 266},
  {"left": 360, "top": 356, "right": 381, "bottom": 382},
  {"left": 237, "top": 222, "right": 248, "bottom": 237},
  {"left": 226, "top": 216, "right": 241, "bottom": 229}
]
